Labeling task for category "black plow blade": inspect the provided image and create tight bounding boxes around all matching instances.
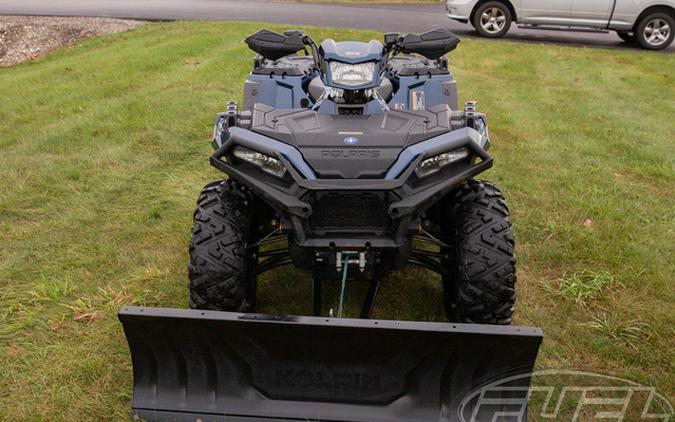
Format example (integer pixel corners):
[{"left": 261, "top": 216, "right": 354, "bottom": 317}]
[{"left": 119, "top": 307, "right": 542, "bottom": 421}]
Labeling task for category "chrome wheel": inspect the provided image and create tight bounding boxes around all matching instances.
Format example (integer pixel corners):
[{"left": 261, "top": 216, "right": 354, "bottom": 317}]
[
  {"left": 643, "top": 18, "right": 671, "bottom": 46},
  {"left": 480, "top": 7, "right": 507, "bottom": 34}
]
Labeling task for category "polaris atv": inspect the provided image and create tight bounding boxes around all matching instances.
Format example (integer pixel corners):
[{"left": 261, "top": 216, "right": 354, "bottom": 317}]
[
  {"left": 189, "top": 28, "right": 516, "bottom": 323},
  {"left": 118, "top": 29, "right": 540, "bottom": 422}
]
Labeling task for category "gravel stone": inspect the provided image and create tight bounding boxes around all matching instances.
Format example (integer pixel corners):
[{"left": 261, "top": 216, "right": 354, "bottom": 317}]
[{"left": 0, "top": 15, "right": 144, "bottom": 67}]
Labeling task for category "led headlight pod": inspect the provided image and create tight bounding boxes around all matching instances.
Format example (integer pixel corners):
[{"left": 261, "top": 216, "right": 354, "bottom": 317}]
[
  {"left": 329, "top": 61, "right": 376, "bottom": 87},
  {"left": 415, "top": 147, "right": 469, "bottom": 178},
  {"left": 233, "top": 146, "right": 287, "bottom": 178}
]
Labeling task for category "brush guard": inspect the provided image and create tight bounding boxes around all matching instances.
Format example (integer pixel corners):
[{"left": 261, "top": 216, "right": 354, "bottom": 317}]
[{"left": 119, "top": 306, "right": 542, "bottom": 422}]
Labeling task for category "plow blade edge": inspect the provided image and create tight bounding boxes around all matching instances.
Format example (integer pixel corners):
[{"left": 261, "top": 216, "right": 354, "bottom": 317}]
[{"left": 119, "top": 306, "right": 542, "bottom": 422}]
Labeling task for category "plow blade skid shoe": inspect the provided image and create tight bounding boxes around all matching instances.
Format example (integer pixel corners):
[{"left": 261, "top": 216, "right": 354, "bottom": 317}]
[{"left": 119, "top": 306, "right": 542, "bottom": 422}]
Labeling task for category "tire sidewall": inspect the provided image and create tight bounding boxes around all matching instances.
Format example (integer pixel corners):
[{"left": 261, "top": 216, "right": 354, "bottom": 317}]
[{"left": 473, "top": 1, "right": 512, "bottom": 38}]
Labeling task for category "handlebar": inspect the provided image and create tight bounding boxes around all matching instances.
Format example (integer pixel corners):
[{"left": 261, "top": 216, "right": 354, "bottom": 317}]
[{"left": 245, "top": 27, "right": 460, "bottom": 68}]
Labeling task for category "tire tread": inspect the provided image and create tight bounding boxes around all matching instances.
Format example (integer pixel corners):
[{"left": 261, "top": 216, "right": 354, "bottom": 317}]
[
  {"left": 188, "top": 181, "right": 252, "bottom": 311},
  {"left": 447, "top": 179, "right": 516, "bottom": 325}
]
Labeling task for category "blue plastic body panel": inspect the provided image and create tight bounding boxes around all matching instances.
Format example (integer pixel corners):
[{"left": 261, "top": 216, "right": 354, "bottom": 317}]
[
  {"left": 319, "top": 40, "right": 384, "bottom": 64},
  {"left": 243, "top": 58, "right": 457, "bottom": 114},
  {"left": 388, "top": 73, "right": 456, "bottom": 111},
  {"left": 244, "top": 74, "right": 315, "bottom": 110}
]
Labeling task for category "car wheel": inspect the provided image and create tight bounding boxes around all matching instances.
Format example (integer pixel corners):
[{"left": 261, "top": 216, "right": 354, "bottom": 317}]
[
  {"left": 472, "top": 1, "right": 512, "bottom": 38},
  {"left": 635, "top": 11, "right": 674, "bottom": 50},
  {"left": 616, "top": 31, "right": 636, "bottom": 43}
]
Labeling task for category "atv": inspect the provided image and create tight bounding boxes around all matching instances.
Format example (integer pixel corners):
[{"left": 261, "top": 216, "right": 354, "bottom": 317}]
[
  {"left": 118, "top": 28, "right": 542, "bottom": 422},
  {"left": 189, "top": 28, "right": 516, "bottom": 323}
]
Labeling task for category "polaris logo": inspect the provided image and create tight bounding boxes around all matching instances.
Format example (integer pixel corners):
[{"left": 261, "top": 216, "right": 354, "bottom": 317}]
[
  {"left": 343, "top": 136, "right": 359, "bottom": 145},
  {"left": 322, "top": 149, "right": 381, "bottom": 159}
]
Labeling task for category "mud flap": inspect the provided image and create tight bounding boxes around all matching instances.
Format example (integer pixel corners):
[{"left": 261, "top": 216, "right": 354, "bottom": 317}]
[{"left": 119, "top": 307, "right": 542, "bottom": 422}]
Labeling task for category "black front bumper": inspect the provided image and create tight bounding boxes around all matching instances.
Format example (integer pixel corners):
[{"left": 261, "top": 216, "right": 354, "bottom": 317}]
[{"left": 211, "top": 126, "right": 492, "bottom": 249}]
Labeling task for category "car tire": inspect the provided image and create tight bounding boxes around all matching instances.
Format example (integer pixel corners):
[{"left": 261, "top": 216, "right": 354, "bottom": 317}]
[
  {"left": 635, "top": 11, "right": 674, "bottom": 50},
  {"left": 616, "top": 31, "right": 636, "bottom": 43},
  {"left": 188, "top": 180, "right": 256, "bottom": 312},
  {"left": 441, "top": 179, "right": 516, "bottom": 325},
  {"left": 472, "top": 1, "right": 512, "bottom": 38}
]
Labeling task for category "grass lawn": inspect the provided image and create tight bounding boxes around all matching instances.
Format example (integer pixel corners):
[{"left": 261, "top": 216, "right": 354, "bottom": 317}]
[{"left": 0, "top": 21, "right": 673, "bottom": 419}]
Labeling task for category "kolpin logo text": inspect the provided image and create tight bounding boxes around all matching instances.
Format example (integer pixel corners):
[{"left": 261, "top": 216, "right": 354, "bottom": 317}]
[{"left": 275, "top": 369, "right": 382, "bottom": 392}]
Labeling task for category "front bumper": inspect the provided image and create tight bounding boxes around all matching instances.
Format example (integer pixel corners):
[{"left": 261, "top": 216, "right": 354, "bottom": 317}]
[
  {"left": 447, "top": 12, "right": 469, "bottom": 22},
  {"left": 446, "top": 0, "right": 474, "bottom": 22},
  {"left": 211, "top": 126, "right": 492, "bottom": 248}
]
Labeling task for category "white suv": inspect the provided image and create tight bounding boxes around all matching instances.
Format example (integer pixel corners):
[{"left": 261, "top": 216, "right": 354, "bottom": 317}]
[{"left": 447, "top": 0, "right": 675, "bottom": 49}]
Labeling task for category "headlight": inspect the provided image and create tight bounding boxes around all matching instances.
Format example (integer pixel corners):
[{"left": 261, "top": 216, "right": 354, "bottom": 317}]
[
  {"left": 233, "top": 146, "right": 287, "bottom": 178},
  {"left": 212, "top": 116, "right": 226, "bottom": 149},
  {"left": 329, "top": 61, "right": 376, "bottom": 87},
  {"left": 472, "top": 116, "right": 489, "bottom": 147},
  {"left": 415, "top": 147, "right": 469, "bottom": 178}
]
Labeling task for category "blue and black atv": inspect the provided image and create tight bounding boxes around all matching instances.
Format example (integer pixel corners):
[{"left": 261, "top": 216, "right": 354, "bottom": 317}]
[
  {"left": 192, "top": 27, "right": 516, "bottom": 323},
  {"left": 119, "top": 29, "right": 542, "bottom": 422}
]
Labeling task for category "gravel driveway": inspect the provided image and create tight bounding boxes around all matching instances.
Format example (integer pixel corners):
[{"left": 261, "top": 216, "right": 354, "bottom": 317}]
[{"left": 0, "top": 16, "right": 143, "bottom": 67}]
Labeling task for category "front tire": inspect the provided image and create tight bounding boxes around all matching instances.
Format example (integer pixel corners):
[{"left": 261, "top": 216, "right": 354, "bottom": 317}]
[
  {"left": 635, "top": 11, "right": 674, "bottom": 50},
  {"left": 472, "top": 1, "right": 512, "bottom": 38},
  {"left": 441, "top": 180, "right": 516, "bottom": 324},
  {"left": 188, "top": 181, "right": 256, "bottom": 311}
]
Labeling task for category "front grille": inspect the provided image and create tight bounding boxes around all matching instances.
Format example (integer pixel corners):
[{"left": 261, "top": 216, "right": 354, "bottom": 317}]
[
  {"left": 310, "top": 194, "right": 390, "bottom": 232},
  {"left": 338, "top": 107, "right": 364, "bottom": 115}
]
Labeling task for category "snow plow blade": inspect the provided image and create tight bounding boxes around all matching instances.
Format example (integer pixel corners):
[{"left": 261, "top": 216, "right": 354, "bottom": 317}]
[{"left": 119, "top": 306, "right": 542, "bottom": 422}]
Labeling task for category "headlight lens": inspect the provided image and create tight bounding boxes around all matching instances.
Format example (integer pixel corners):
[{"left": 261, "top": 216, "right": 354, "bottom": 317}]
[
  {"left": 415, "top": 147, "right": 469, "bottom": 178},
  {"left": 212, "top": 116, "right": 226, "bottom": 149},
  {"left": 472, "top": 116, "right": 489, "bottom": 147},
  {"left": 329, "top": 61, "right": 376, "bottom": 87},
  {"left": 233, "top": 146, "right": 287, "bottom": 178}
]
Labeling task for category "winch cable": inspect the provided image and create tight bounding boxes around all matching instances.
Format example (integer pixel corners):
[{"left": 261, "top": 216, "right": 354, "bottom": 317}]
[{"left": 337, "top": 256, "right": 350, "bottom": 318}]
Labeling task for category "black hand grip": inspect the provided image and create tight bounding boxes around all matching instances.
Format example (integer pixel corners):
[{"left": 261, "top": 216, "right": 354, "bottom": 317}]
[
  {"left": 245, "top": 29, "right": 306, "bottom": 61},
  {"left": 398, "top": 27, "right": 461, "bottom": 60}
]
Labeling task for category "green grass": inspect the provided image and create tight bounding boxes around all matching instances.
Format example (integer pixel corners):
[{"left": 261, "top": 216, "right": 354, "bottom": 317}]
[
  {"left": 541, "top": 270, "right": 617, "bottom": 305},
  {"left": 0, "top": 21, "right": 673, "bottom": 419},
  {"left": 583, "top": 313, "right": 654, "bottom": 351}
]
